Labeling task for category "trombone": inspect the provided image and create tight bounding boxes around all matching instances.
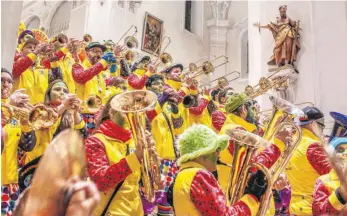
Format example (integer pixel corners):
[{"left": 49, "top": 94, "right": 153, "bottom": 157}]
[
  {"left": 244, "top": 68, "right": 296, "bottom": 99},
  {"left": 152, "top": 36, "right": 173, "bottom": 69},
  {"left": 191, "top": 55, "right": 229, "bottom": 79},
  {"left": 181, "top": 54, "right": 218, "bottom": 78},
  {"left": 116, "top": 25, "right": 139, "bottom": 62},
  {"left": 199, "top": 71, "right": 241, "bottom": 89}
]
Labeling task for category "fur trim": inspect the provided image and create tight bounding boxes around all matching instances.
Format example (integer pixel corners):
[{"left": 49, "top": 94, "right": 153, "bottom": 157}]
[{"left": 177, "top": 124, "right": 229, "bottom": 165}]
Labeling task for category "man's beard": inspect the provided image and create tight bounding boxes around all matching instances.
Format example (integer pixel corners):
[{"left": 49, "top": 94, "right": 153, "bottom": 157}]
[{"left": 281, "top": 14, "right": 287, "bottom": 19}]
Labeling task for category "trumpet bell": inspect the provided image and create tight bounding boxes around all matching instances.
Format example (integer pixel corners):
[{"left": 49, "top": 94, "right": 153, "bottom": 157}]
[
  {"left": 202, "top": 61, "right": 214, "bottom": 75},
  {"left": 86, "top": 95, "right": 102, "bottom": 113},
  {"left": 160, "top": 52, "right": 173, "bottom": 65},
  {"left": 111, "top": 90, "right": 157, "bottom": 113},
  {"left": 189, "top": 63, "right": 198, "bottom": 72},
  {"left": 124, "top": 36, "right": 138, "bottom": 49}
]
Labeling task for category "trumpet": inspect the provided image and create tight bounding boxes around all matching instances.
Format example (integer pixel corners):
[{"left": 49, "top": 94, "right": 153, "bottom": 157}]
[
  {"left": 227, "top": 95, "right": 304, "bottom": 216},
  {"left": 244, "top": 68, "right": 296, "bottom": 98},
  {"left": 191, "top": 55, "right": 229, "bottom": 79},
  {"left": 86, "top": 95, "right": 102, "bottom": 114},
  {"left": 110, "top": 90, "right": 161, "bottom": 202},
  {"left": 116, "top": 25, "right": 139, "bottom": 62},
  {"left": 152, "top": 36, "right": 173, "bottom": 70},
  {"left": 1, "top": 103, "right": 58, "bottom": 130}
]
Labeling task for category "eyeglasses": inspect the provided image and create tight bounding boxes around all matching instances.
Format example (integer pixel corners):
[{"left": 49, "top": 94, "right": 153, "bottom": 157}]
[{"left": 316, "top": 121, "right": 325, "bottom": 129}]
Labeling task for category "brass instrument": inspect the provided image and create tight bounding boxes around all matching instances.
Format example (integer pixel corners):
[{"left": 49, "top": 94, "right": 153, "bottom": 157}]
[
  {"left": 199, "top": 71, "right": 241, "bottom": 89},
  {"left": 244, "top": 69, "right": 296, "bottom": 98},
  {"left": 110, "top": 90, "right": 161, "bottom": 202},
  {"left": 86, "top": 95, "right": 102, "bottom": 114},
  {"left": 329, "top": 112, "right": 347, "bottom": 141},
  {"left": 116, "top": 25, "right": 139, "bottom": 62},
  {"left": 228, "top": 95, "right": 304, "bottom": 215},
  {"left": 191, "top": 55, "right": 229, "bottom": 78},
  {"left": 152, "top": 36, "right": 172, "bottom": 69},
  {"left": 1, "top": 103, "right": 58, "bottom": 130}
]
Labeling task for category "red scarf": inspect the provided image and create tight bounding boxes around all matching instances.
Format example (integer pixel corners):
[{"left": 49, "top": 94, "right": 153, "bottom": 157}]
[{"left": 96, "top": 120, "right": 132, "bottom": 142}]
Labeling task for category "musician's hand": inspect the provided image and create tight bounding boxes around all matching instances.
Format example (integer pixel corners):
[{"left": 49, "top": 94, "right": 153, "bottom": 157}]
[
  {"left": 148, "top": 64, "right": 156, "bottom": 74},
  {"left": 108, "top": 77, "right": 126, "bottom": 87},
  {"left": 184, "top": 76, "right": 193, "bottom": 86},
  {"left": 65, "top": 177, "right": 100, "bottom": 216},
  {"left": 273, "top": 173, "right": 289, "bottom": 190},
  {"left": 62, "top": 94, "right": 78, "bottom": 109},
  {"left": 275, "top": 127, "right": 293, "bottom": 144},
  {"left": 113, "top": 45, "right": 125, "bottom": 57},
  {"left": 163, "top": 87, "right": 175, "bottom": 96},
  {"left": 8, "top": 89, "right": 30, "bottom": 107},
  {"left": 33, "top": 43, "right": 48, "bottom": 55}
]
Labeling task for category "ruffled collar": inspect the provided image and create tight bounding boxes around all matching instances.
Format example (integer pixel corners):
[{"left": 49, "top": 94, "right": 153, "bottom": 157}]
[{"left": 96, "top": 120, "right": 132, "bottom": 142}]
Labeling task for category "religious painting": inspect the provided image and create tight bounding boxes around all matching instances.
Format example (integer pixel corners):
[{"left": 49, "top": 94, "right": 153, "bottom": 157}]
[{"left": 141, "top": 12, "right": 163, "bottom": 56}]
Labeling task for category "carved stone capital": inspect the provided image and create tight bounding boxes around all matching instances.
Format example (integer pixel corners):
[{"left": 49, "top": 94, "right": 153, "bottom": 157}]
[{"left": 210, "top": 0, "right": 231, "bottom": 20}]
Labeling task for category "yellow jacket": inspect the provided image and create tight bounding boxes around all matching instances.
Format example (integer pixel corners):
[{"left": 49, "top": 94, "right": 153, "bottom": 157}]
[
  {"left": 73, "top": 58, "right": 108, "bottom": 113},
  {"left": 1, "top": 121, "right": 22, "bottom": 185},
  {"left": 86, "top": 122, "right": 143, "bottom": 216},
  {"left": 173, "top": 161, "right": 259, "bottom": 216},
  {"left": 23, "top": 117, "right": 85, "bottom": 165},
  {"left": 285, "top": 128, "right": 331, "bottom": 215},
  {"left": 58, "top": 53, "right": 76, "bottom": 93},
  {"left": 148, "top": 102, "right": 182, "bottom": 160}
]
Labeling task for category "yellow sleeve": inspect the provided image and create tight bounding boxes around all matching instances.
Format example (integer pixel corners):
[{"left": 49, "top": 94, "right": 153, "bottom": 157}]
[
  {"left": 27, "top": 53, "right": 37, "bottom": 62},
  {"left": 125, "top": 152, "right": 141, "bottom": 172},
  {"left": 73, "top": 119, "right": 86, "bottom": 130},
  {"left": 239, "top": 194, "right": 260, "bottom": 216},
  {"left": 99, "top": 59, "right": 108, "bottom": 68},
  {"left": 328, "top": 190, "right": 345, "bottom": 211}
]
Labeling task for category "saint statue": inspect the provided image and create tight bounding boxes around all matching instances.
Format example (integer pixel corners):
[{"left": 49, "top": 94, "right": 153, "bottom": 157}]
[{"left": 254, "top": 5, "right": 301, "bottom": 67}]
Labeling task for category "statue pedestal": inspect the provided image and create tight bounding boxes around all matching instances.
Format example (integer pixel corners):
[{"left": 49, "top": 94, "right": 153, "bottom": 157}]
[{"left": 267, "top": 65, "right": 298, "bottom": 103}]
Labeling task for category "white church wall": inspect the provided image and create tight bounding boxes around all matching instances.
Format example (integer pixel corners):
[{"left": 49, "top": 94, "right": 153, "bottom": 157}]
[{"left": 85, "top": 1, "right": 209, "bottom": 68}]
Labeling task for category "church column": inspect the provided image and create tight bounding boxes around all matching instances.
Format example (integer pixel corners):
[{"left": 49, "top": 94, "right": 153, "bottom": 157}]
[
  {"left": 1, "top": 1, "right": 23, "bottom": 70},
  {"left": 203, "top": 1, "right": 231, "bottom": 86}
]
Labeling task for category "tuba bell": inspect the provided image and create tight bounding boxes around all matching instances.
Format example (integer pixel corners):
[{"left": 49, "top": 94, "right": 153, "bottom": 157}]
[
  {"left": 329, "top": 112, "right": 347, "bottom": 141},
  {"left": 110, "top": 90, "right": 162, "bottom": 202},
  {"left": 227, "top": 95, "right": 304, "bottom": 216}
]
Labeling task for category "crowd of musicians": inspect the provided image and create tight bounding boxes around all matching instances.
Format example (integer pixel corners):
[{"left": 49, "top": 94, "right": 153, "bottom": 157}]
[{"left": 2, "top": 24, "right": 347, "bottom": 216}]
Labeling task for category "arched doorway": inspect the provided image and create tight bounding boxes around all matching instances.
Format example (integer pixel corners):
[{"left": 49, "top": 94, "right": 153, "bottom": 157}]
[{"left": 47, "top": 1, "right": 72, "bottom": 37}]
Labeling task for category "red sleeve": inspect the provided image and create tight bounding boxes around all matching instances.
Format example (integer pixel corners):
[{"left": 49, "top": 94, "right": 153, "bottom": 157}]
[
  {"left": 41, "top": 58, "right": 51, "bottom": 69},
  {"left": 127, "top": 73, "right": 148, "bottom": 89},
  {"left": 12, "top": 55, "right": 34, "bottom": 78},
  {"left": 212, "top": 110, "right": 226, "bottom": 132},
  {"left": 55, "top": 49, "right": 66, "bottom": 60},
  {"left": 189, "top": 98, "right": 209, "bottom": 115},
  {"left": 72, "top": 62, "right": 106, "bottom": 84},
  {"left": 312, "top": 179, "right": 341, "bottom": 215},
  {"left": 85, "top": 136, "right": 133, "bottom": 191},
  {"left": 190, "top": 170, "right": 255, "bottom": 216},
  {"left": 307, "top": 142, "right": 332, "bottom": 175},
  {"left": 253, "top": 144, "right": 281, "bottom": 169},
  {"left": 146, "top": 109, "right": 159, "bottom": 123}
]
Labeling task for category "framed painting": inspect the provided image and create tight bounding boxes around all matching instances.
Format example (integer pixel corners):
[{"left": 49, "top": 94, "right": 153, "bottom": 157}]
[{"left": 141, "top": 12, "right": 163, "bottom": 56}]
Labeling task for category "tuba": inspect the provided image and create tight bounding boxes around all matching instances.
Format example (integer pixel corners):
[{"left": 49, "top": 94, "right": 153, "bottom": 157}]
[
  {"left": 227, "top": 95, "right": 304, "bottom": 215},
  {"left": 329, "top": 112, "right": 347, "bottom": 141},
  {"left": 1, "top": 103, "right": 57, "bottom": 130},
  {"left": 110, "top": 90, "right": 161, "bottom": 202}
]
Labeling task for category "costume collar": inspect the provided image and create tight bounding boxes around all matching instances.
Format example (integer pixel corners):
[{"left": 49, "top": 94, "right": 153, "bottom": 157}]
[
  {"left": 302, "top": 128, "right": 320, "bottom": 141},
  {"left": 179, "top": 161, "right": 206, "bottom": 171},
  {"left": 226, "top": 113, "right": 257, "bottom": 133},
  {"left": 166, "top": 79, "right": 182, "bottom": 91},
  {"left": 95, "top": 120, "right": 132, "bottom": 143}
]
